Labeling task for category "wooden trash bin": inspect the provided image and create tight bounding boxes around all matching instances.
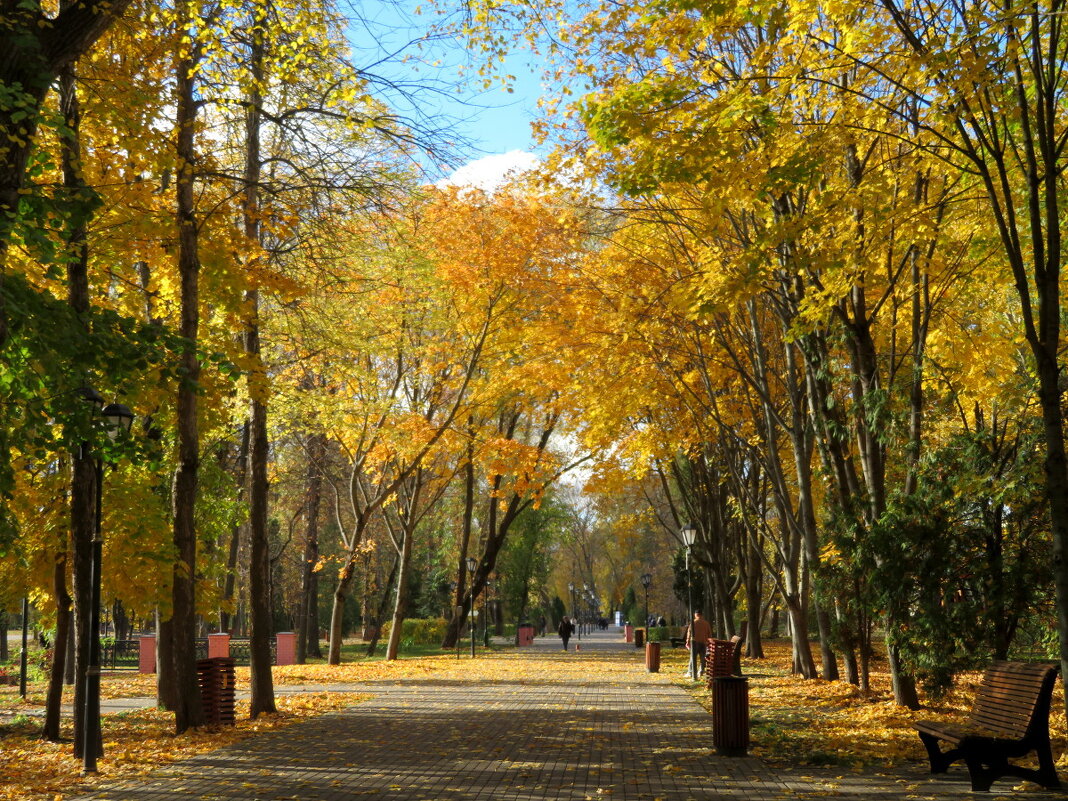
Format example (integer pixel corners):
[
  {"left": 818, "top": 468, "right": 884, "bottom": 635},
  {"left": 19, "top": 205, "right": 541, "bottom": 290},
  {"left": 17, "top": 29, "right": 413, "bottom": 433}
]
[
  {"left": 634, "top": 627, "right": 645, "bottom": 648},
  {"left": 645, "top": 641, "right": 661, "bottom": 673},
  {"left": 712, "top": 676, "right": 749, "bottom": 756},
  {"left": 197, "top": 657, "right": 236, "bottom": 726}
]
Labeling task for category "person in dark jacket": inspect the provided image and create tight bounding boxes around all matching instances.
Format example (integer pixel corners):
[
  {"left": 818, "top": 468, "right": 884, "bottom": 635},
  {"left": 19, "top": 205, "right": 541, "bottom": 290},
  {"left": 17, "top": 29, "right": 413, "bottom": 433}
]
[{"left": 558, "top": 616, "right": 575, "bottom": 650}]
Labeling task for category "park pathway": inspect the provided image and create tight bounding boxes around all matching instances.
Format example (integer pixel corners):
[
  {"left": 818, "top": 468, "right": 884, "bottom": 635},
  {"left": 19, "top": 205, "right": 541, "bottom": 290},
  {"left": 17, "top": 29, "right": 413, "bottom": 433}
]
[{"left": 69, "top": 629, "right": 1044, "bottom": 801}]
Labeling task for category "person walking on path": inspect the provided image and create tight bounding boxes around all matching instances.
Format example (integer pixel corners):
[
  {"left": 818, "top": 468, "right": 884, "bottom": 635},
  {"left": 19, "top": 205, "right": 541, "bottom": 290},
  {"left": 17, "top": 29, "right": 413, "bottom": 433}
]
[
  {"left": 686, "top": 611, "right": 713, "bottom": 676},
  {"left": 558, "top": 616, "right": 575, "bottom": 650}
]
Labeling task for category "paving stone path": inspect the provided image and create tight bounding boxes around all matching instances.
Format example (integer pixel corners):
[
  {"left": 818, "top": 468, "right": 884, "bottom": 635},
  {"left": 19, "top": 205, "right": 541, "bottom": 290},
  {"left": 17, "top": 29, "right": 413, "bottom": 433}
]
[{"left": 68, "top": 630, "right": 1055, "bottom": 800}]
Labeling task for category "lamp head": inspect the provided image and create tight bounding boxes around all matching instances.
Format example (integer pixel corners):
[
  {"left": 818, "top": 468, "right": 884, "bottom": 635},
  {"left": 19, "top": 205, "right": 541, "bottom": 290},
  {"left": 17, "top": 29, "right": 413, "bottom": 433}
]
[
  {"left": 78, "top": 386, "right": 104, "bottom": 410},
  {"left": 101, "top": 403, "right": 135, "bottom": 439},
  {"left": 681, "top": 525, "right": 697, "bottom": 547}
]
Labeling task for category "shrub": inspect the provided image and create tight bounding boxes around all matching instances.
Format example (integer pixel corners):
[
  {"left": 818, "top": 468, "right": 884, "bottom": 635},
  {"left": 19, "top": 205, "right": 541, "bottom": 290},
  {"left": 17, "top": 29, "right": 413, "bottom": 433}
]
[
  {"left": 648, "top": 626, "right": 669, "bottom": 642},
  {"left": 378, "top": 618, "right": 447, "bottom": 645}
]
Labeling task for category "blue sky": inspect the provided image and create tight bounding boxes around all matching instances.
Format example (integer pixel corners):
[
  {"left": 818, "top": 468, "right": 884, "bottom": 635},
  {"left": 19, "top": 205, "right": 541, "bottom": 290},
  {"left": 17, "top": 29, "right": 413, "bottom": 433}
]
[{"left": 346, "top": 1, "right": 549, "bottom": 174}]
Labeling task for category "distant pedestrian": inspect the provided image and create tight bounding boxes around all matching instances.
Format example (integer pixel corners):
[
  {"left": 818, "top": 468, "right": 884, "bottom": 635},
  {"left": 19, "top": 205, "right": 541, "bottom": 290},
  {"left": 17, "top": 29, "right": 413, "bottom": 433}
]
[
  {"left": 686, "top": 611, "right": 713, "bottom": 676},
  {"left": 558, "top": 616, "right": 575, "bottom": 650}
]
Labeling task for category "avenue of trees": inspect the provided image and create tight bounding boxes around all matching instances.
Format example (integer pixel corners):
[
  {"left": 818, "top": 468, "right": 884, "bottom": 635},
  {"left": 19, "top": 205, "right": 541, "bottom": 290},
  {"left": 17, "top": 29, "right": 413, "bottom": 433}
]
[{"left": 2, "top": 0, "right": 1068, "bottom": 754}]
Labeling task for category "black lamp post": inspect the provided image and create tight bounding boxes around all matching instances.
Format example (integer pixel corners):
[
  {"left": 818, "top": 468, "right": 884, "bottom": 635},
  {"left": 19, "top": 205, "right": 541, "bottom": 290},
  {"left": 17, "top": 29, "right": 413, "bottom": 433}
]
[
  {"left": 81, "top": 389, "right": 134, "bottom": 773},
  {"left": 19, "top": 597, "right": 28, "bottom": 698},
  {"left": 568, "top": 582, "right": 575, "bottom": 629},
  {"left": 640, "top": 572, "right": 652, "bottom": 632},
  {"left": 466, "top": 556, "right": 478, "bottom": 658},
  {"left": 482, "top": 580, "right": 492, "bottom": 647},
  {"left": 681, "top": 525, "right": 697, "bottom": 680}
]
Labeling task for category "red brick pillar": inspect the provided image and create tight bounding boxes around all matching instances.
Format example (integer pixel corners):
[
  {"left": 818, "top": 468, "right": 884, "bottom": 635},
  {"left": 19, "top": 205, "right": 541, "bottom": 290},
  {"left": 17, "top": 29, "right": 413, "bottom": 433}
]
[
  {"left": 275, "top": 632, "right": 296, "bottom": 665},
  {"left": 138, "top": 635, "right": 156, "bottom": 674},
  {"left": 208, "top": 632, "right": 230, "bottom": 659}
]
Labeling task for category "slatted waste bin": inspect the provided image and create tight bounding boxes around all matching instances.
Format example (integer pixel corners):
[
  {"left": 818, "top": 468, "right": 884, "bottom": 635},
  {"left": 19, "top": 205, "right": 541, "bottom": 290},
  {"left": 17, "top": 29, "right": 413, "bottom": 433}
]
[
  {"left": 197, "top": 657, "right": 236, "bottom": 726},
  {"left": 711, "top": 676, "right": 749, "bottom": 756},
  {"left": 634, "top": 627, "right": 645, "bottom": 648},
  {"left": 705, "top": 638, "right": 736, "bottom": 682},
  {"left": 645, "top": 641, "right": 661, "bottom": 672}
]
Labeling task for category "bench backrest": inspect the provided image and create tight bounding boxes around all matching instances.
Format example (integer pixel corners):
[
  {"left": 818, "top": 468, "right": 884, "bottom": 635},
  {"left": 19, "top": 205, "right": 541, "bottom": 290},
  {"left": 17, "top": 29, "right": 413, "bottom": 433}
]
[{"left": 967, "top": 661, "right": 1059, "bottom": 740}]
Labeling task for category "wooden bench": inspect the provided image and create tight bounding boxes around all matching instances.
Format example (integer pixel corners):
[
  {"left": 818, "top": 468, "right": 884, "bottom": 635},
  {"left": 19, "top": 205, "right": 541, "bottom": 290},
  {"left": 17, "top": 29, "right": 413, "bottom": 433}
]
[{"left": 913, "top": 661, "right": 1060, "bottom": 792}]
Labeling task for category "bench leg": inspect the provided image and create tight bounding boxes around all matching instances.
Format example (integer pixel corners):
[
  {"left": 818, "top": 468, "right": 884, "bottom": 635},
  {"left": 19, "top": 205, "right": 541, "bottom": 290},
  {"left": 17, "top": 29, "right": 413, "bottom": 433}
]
[
  {"left": 918, "top": 732, "right": 956, "bottom": 774},
  {"left": 964, "top": 753, "right": 999, "bottom": 792},
  {"left": 1034, "top": 740, "right": 1060, "bottom": 789}
]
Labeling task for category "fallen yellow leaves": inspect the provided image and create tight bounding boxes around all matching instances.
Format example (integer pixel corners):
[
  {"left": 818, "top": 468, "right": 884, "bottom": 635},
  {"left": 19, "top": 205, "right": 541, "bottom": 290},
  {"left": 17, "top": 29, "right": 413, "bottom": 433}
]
[
  {"left": 0, "top": 691, "right": 366, "bottom": 801},
  {"left": 674, "top": 642, "right": 1068, "bottom": 772},
  {"left": 0, "top": 649, "right": 641, "bottom": 801}
]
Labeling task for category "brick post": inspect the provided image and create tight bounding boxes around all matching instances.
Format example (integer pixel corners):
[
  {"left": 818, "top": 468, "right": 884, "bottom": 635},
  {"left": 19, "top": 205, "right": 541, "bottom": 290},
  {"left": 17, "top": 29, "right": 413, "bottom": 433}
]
[
  {"left": 275, "top": 632, "right": 296, "bottom": 665},
  {"left": 138, "top": 635, "right": 156, "bottom": 673},
  {"left": 207, "top": 632, "right": 231, "bottom": 659}
]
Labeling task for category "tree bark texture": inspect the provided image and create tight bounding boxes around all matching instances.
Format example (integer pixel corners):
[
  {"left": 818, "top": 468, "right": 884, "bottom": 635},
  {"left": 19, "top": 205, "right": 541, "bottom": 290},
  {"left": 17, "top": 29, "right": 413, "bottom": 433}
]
[
  {"left": 59, "top": 53, "right": 97, "bottom": 758},
  {"left": 169, "top": 4, "right": 205, "bottom": 732},
  {"left": 243, "top": 11, "right": 275, "bottom": 718},
  {"left": 385, "top": 528, "right": 414, "bottom": 661},
  {"left": 43, "top": 553, "right": 71, "bottom": 741},
  {"left": 220, "top": 423, "right": 248, "bottom": 634},
  {"left": 297, "top": 432, "right": 326, "bottom": 663}
]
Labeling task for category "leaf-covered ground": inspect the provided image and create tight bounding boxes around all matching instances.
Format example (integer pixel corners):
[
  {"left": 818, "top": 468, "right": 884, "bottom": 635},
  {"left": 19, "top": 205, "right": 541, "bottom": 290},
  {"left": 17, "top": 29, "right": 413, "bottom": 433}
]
[
  {"left": 2, "top": 641, "right": 1065, "bottom": 800},
  {"left": 671, "top": 641, "right": 1068, "bottom": 773}
]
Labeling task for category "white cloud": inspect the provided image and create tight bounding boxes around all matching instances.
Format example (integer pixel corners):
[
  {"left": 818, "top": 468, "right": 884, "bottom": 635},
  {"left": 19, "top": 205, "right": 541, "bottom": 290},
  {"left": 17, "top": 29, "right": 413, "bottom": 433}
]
[{"left": 441, "top": 151, "right": 540, "bottom": 192}]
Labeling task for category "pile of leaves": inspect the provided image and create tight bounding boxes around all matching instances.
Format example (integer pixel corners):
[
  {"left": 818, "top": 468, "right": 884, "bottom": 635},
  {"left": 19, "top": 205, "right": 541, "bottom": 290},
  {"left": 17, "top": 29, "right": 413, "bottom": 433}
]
[{"left": 673, "top": 641, "right": 1068, "bottom": 771}]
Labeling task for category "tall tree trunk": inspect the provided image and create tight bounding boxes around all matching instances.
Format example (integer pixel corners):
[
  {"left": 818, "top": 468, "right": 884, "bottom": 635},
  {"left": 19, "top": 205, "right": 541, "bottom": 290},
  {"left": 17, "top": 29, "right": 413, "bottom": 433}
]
[
  {"left": 44, "top": 554, "right": 72, "bottom": 741},
  {"left": 220, "top": 423, "right": 248, "bottom": 633},
  {"left": 385, "top": 529, "right": 414, "bottom": 661},
  {"left": 742, "top": 534, "right": 764, "bottom": 659},
  {"left": 242, "top": 8, "right": 275, "bottom": 719},
  {"left": 783, "top": 338, "right": 838, "bottom": 681},
  {"left": 443, "top": 428, "right": 476, "bottom": 650},
  {"left": 58, "top": 55, "right": 97, "bottom": 760},
  {"left": 297, "top": 432, "right": 325, "bottom": 663},
  {"left": 365, "top": 555, "right": 399, "bottom": 658},
  {"left": 155, "top": 611, "right": 177, "bottom": 709},
  {"left": 169, "top": 0, "right": 205, "bottom": 732},
  {"left": 327, "top": 570, "right": 356, "bottom": 664},
  {"left": 246, "top": 370, "right": 275, "bottom": 716}
]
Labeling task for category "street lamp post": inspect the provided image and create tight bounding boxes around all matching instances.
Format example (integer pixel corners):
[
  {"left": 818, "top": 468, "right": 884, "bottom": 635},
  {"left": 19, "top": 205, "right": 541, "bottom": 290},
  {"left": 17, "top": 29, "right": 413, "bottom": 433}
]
[
  {"left": 467, "top": 556, "right": 478, "bottom": 658},
  {"left": 81, "top": 390, "right": 134, "bottom": 773},
  {"left": 640, "top": 572, "right": 652, "bottom": 632},
  {"left": 483, "top": 580, "right": 492, "bottom": 648},
  {"left": 568, "top": 582, "right": 575, "bottom": 630},
  {"left": 18, "top": 597, "right": 28, "bottom": 697},
  {"left": 681, "top": 525, "right": 697, "bottom": 680},
  {"left": 582, "top": 584, "right": 590, "bottom": 637}
]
